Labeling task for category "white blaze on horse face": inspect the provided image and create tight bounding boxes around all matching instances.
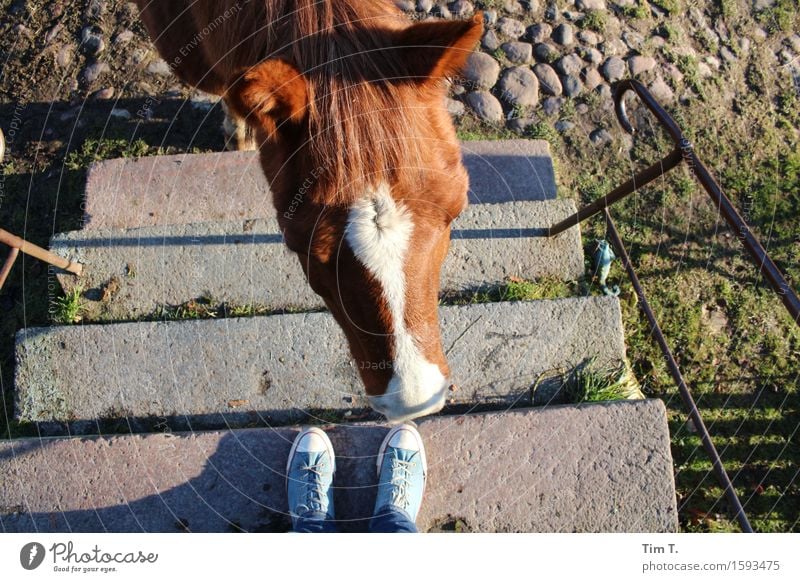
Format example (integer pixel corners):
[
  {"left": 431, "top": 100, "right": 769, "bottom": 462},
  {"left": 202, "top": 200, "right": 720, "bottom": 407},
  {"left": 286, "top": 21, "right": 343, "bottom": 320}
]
[{"left": 345, "top": 183, "right": 448, "bottom": 422}]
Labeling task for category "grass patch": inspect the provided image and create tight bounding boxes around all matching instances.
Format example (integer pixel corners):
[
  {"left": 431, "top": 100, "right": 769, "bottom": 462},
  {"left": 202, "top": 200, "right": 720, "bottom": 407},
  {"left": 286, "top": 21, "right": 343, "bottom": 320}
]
[
  {"left": 578, "top": 10, "right": 607, "bottom": 33},
  {"left": 756, "top": 0, "right": 800, "bottom": 32},
  {"left": 149, "top": 297, "right": 311, "bottom": 321},
  {"left": 553, "top": 61, "right": 800, "bottom": 526},
  {"left": 619, "top": 0, "right": 651, "bottom": 20},
  {"left": 455, "top": 115, "right": 514, "bottom": 141},
  {"left": 440, "top": 277, "right": 578, "bottom": 305},
  {"left": 526, "top": 121, "right": 560, "bottom": 146},
  {"left": 663, "top": 49, "right": 705, "bottom": 97},
  {"left": 717, "top": 0, "right": 739, "bottom": 19},
  {"left": 565, "top": 359, "right": 645, "bottom": 403},
  {"left": 52, "top": 285, "right": 85, "bottom": 324},
  {"left": 559, "top": 98, "right": 577, "bottom": 120},
  {"left": 657, "top": 21, "right": 682, "bottom": 42},
  {"left": 475, "top": 0, "right": 504, "bottom": 9},
  {"left": 575, "top": 169, "right": 612, "bottom": 200},
  {"left": 510, "top": 103, "right": 530, "bottom": 120},
  {"left": 670, "top": 397, "right": 800, "bottom": 532},
  {"left": 776, "top": 88, "right": 800, "bottom": 130},
  {"left": 693, "top": 27, "right": 719, "bottom": 54},
  {"left": 64, "top": 138, "right": 153, "bottom": 171},
  {"left": 651, "top": 0, "right": 683, "bottom": 13}
]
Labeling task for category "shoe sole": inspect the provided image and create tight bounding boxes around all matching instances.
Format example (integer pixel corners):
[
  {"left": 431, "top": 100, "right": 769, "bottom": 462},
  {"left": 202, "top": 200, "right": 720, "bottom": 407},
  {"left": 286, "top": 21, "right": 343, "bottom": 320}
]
[
  {"left": 286, "top": 426, "right": 336, "bottom": 477},
  {"left": 376, "top": 423, "right": 428, "bottom": 484}
]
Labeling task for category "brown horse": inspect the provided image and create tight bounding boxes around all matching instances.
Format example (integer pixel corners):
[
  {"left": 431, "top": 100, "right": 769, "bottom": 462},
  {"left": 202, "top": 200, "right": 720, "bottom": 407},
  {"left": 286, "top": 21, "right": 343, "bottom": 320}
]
[{"left": 134, "top": 1, "right": 483, "bottom": 422}]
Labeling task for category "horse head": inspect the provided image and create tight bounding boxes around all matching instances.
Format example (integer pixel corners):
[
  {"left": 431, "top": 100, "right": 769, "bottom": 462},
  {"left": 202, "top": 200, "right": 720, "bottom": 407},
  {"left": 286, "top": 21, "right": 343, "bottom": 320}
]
[{"left": 226, "top": 13, "right": 483, "bottom": 422}]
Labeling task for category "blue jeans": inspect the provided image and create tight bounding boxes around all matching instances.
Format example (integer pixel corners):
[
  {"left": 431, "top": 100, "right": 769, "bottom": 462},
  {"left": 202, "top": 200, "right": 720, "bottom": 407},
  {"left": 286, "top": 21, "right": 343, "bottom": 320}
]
[{"left": 293, "top": 506, "right": 418, "bottom": 533}]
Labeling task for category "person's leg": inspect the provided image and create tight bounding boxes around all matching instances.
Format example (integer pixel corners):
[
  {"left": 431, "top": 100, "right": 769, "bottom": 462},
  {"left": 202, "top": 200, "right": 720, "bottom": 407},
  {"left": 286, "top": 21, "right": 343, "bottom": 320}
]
[
  {"left": 292, "top": 511, "right": 338, "bottom": 533},
  {"left": 286, "top": 427, "right": 338, "bottom": 533},
  {"left": 369, "top": 506, "right": 418, "bottom": 533},
  {"left": 369, "top": 424, "right": 427, "bottom": 533}
]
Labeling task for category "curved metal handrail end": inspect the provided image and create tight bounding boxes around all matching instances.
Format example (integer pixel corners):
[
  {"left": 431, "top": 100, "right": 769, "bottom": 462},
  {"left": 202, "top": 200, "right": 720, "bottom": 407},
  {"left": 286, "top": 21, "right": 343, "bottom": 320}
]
[
  {"left": 612, "top": 79, "right": 687, "bottom": 146},
  {"left": 613, "top": 80, "right": 639, "bottom": 135}
]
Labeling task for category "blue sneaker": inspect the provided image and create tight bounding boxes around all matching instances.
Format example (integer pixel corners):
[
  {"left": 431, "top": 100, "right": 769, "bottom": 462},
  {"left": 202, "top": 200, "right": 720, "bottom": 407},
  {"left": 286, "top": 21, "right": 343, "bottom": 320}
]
[
  {"left": 373, "top": 424, "right": 427, "bottom": 522},
  {"left": 286, "top": 427, "right": 336, "bottom": 527}
]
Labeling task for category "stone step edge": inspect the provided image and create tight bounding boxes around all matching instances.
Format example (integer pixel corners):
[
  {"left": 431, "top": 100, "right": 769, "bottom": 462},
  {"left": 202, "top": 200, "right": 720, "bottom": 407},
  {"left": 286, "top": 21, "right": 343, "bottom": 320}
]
[
  {"left": 81, "top": 139, "right": 559, "bottom": 230},
  {"left": 0, "top": 401, "right": 679, "bottom": 533},
  {"left": 15, "top": 296, "right": 630, "bottom": 432},
  {"left": 48, "top": 199, "right": 586, "bottom": 323}
]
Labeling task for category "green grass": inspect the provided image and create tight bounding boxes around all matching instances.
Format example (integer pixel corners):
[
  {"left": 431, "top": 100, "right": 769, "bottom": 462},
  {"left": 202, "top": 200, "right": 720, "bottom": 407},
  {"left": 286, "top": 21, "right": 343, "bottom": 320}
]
[
  {"left": 693, "top": 27, "right": 719, "bottom": 54},
  {"left": 526, "top": 121, "right": 561, "bottom": 146},
  {"left": 440, "top": 277, "right": 578, "bottom": 306},
  {"left": 475, "top": 0, "right": 504, "bottom": 9},
  {"left": 578, "top": 10, "right": 607, "bottom": 33},
  {"left": 756, "top": 0, "right": 800, "bottom": 32},
  {"left": 52, "top": 285, "right": 85, "bottom": 324},
  {"left": 670, "top": 400, "right": 799, "bottom": 532},
  {"left": 559, "top": 98, "right": 576, "bottom": 120},
  {"left": 64, "top": 138, "right": 154, "bottom": 171},
  {"left": 620, "top": 0, "right": 651, "bottom": 19},
  {"left": 717, "top": 0, "right": 739, "bottom": 19},
  {"left": 652, "top": 0, "right": 684, "bottom": 12},
  {"left": 662, "top": 48, "right": 705, "bottom": 97},
  {"left": 657, "top": 21, "right": 682, "bottom": 42},
  {"left": 776, "top": 88, "right": 800, "bottom": 130},
  {"left": 455, "top": 116, "right": 514, "bottom": 142},
  {"left": 545, "top": 28, "right": 800, "bottom": 529},
  {"left": 510, "top": 103, "right": 530, "bottom": 120},
  {"left": 149, "top": 297, "right": 311, "bottom": 321},
  {"left": 565, "top": 359, "right": 645, "bottom": 403}
]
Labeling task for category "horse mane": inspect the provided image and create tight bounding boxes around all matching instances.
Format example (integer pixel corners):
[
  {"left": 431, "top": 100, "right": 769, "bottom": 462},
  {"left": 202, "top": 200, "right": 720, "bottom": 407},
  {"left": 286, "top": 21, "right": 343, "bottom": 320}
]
[{"left": 227, "top": 0, "right": 431, "bottom": 205}]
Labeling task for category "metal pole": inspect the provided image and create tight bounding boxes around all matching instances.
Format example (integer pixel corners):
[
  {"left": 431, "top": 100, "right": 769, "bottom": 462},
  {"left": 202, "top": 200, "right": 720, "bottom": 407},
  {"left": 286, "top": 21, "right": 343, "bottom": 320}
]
[
  {"left": 547, "top": 148, "right": 683, "bottom": 237},
  {"left": 604, "top": 208, "right": 754, "bottom": 533},
  {"left": 613, "top": 79, "right": 799, "bottom": 325},
  {"left": 688, "top": 152, "right": 800, "bottom": 323}
]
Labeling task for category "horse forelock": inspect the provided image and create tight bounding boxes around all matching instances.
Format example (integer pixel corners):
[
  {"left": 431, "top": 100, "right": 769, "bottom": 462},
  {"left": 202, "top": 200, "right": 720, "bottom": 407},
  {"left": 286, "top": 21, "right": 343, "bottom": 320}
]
[{"left": 260, "top": 0, "right": 431, "bottom": 206}]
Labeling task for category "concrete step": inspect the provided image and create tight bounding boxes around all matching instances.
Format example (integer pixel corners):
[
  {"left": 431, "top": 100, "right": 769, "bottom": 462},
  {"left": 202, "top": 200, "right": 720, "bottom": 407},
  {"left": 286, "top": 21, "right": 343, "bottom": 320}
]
[
  {"left": 15, "top": 296, "right": 627, "bottom": 430},
  {"left": 0, "top": 401, "right": 678, "bottom": 533},
  {"left": 51, "top": 200, "right": 584, "bottom": 321},
  {"left": 82, "top": 140, "right": 557, "bottom": 230}
]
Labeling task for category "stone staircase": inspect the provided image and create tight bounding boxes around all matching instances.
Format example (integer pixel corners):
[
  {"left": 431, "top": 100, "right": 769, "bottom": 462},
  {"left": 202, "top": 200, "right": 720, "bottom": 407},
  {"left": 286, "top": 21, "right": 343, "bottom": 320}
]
[{"left": 1, "top": 139, "right": 678, "bottom": 532}]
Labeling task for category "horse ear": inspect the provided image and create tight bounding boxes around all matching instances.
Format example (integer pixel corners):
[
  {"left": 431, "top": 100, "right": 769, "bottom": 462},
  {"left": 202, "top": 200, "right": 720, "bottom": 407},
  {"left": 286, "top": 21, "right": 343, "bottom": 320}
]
[
  {"left": 227, "top": 59, "right": 308, "bottom": 132},
  {"left": 394, "top": 12, "right": 484, "bottom": 82}
]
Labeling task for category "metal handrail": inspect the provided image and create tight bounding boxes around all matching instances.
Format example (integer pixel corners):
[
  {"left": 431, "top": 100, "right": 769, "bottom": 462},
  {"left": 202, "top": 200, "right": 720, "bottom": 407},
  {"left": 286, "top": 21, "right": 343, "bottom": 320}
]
[
  {"left": 549, "top": 79, "right": 799, "bottom": 325},
  {"left": 543, "top": 80, "right": 800, "bottom": 532},
  {"left": 603, "top": 209, "right": 753, "bottom": 533}
]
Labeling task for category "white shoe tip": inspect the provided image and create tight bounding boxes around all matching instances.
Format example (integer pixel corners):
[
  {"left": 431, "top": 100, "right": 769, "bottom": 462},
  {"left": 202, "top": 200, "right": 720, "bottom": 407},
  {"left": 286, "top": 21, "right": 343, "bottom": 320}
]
[
  {"left": 389, "top": 428, "right": 420, "bottom": 451},
  {"left": 296, "top": 430, "right": 330, "bottom": 454}
]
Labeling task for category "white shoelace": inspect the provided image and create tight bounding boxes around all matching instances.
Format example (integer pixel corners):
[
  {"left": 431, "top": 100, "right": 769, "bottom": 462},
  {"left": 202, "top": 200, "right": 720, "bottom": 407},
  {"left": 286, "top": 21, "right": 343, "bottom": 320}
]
[
  {"left": 302, "top": 462, "right": 327, "bottom": 510},
  {"left": 389, "top": 458, "right": 416, "bottom": 509}
]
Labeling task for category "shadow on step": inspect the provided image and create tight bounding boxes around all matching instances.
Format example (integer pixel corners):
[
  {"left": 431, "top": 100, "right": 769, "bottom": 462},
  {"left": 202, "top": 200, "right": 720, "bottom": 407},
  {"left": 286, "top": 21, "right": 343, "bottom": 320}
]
[
  {"left": 1, "top": 401, "right": 680, "bottom": 533},
  {"left": 0, "top": 426, "right": 391, "bottom": 533},
  {"left": 56, "top": 227, "right": 550, "bottom": 251},
  {"left": 25, "top": 374, "right": 570, "bottom": 438}
]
